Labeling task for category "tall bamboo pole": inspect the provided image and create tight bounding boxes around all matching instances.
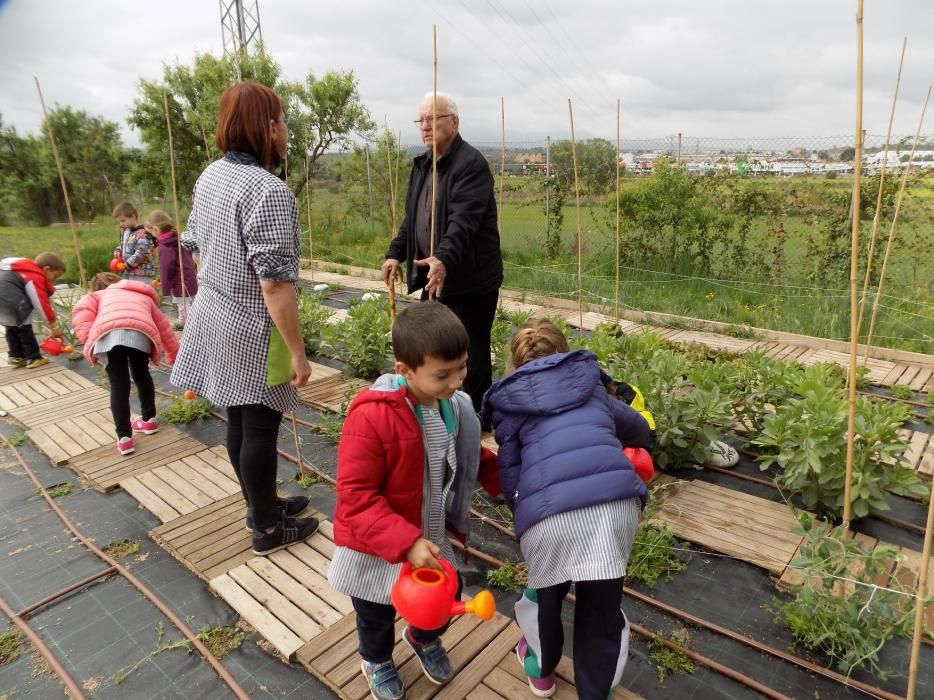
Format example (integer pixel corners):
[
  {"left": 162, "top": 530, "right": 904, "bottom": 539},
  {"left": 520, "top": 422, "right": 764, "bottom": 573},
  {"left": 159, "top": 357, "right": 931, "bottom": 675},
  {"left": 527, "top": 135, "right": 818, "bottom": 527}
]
[
  {"left": 863, "top": 86, "right": 931, "bottom": 363},
  {"left": 615, "top": 98, "right": 621, "bottom": 322},
  {"left": 842, "top": 0, "right": 864, "bottom": 527},
  {"left": 163, "top": 91, "right": 188, "bottom": 309},
  {"left": 499, "top": 97, "right": 505, "bottom": 235},
  {"left": 35, "top": 78, "right": 86, "bottom": 288},
  {"left": 429, "top": 25, "right": 438, "bottom": 299},
  {"left": 384, "top": 124, "right": 398, "bottom": 321},
  {"left": 907, "top": 480, "right": 934, "bottom": 699},
  {"left": 568, "top": 99, "right": 583, "bottom": 332},
  {"left": 304, "top": 129, "right": 314, "bottom": 283},
  {"left": 857, "top": 38, "right": 906, "bottom": 346},
  {"left": 290, "top": 413, "right": 306, "bottom": 480}
]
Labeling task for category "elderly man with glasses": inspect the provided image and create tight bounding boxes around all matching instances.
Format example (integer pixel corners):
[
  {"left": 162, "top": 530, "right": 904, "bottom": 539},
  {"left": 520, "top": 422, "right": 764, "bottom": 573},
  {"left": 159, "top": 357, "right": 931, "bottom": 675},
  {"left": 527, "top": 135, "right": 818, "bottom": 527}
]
[{"left": 382, "top": 92, "right": 503, "bottom": 413}]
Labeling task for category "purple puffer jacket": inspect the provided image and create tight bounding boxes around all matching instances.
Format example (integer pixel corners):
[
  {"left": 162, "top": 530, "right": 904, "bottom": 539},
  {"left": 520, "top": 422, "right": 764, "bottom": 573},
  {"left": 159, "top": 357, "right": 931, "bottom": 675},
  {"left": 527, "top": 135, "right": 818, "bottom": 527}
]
[
  {"left": 157, "top": 230, "right": 198, "bottom": 298},
  {"left": 481, "top": 349, "right": 649, "bottom": 538}
]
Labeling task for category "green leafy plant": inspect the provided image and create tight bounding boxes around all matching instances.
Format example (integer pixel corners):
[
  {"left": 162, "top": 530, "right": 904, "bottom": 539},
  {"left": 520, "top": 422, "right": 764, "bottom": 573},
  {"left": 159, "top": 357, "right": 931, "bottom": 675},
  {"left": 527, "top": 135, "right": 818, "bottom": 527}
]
[
  {"left": 297, "top": 290, "right": 334, "bottom": 355},
  {"left": 728, "top": 351, "right": 805, "bottom": 440},
  {"left": 648, "top": 629, "right": 695, "bottom": 684},
  {"left": 102, "top": 539, "right": 140, "bottom": 560},
  {"left": 3, "top": 432, "right": 26, "bottom": 447},
  {"left": 853, "top": 365, "right": 871, "bottom": 390},
  {"left": 310, "top": 415, "right": 344, "bottom": 442},
  {"left": 161, "top": 396, "right": 214, "bottom": 424},
  {"left": 45, "top": 483, "right": 75, "bottom": 499},
  {"left": 486, "top": 562, "right": 528, "bottom": 592},
  {"left": 754, "top": 366, "right": 928, "bottom": 519},
  {"left": 628, "top": 524, "right": 689, "bottom": 588},
  {"left": 770, "top": 513, "right": 918, "bottom": 678},
  {"left": 489, "top": 307, "right": 533, "bottom": 376},
  {"left": 0, "top": 628, "right": 25, "bottom": 665},
  {"left": 322, "top": 298, "right": 391, "bottom": 379},
  {"left": 294, "top": 471, "right": 320, "bottom": 489},
  {"left": 927, "top": 390, "right": 934, "bottom": 407},
  {"left": 890, "top": 383, "right": 912, "bottom": 400}
]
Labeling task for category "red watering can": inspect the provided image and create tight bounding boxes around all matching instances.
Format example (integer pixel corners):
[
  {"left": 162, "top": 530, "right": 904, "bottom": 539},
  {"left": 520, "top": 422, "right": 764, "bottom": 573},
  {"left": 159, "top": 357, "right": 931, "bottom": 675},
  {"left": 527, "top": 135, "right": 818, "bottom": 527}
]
[
  {"left": 39, "top": 337, "right": 65, "bottom": 356},
  {"left": 391, "top": 557, "right": 496, "bottom": 630},
  {"left": 624, "top": 446, "right": 655, "bottom": 484}
]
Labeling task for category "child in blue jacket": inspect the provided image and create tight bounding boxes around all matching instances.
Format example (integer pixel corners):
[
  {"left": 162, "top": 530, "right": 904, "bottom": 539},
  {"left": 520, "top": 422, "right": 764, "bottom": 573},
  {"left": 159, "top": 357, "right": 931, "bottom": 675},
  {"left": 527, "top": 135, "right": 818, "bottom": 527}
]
[{"left": 481, "top": 319, "right": 649, "bottom": 700}]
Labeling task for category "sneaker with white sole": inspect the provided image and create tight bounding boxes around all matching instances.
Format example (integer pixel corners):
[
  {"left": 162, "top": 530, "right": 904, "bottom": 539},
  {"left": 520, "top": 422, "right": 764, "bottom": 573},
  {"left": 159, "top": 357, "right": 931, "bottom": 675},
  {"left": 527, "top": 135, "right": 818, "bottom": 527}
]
[
  {"left": 117, "top": 437, "right": 135, "bottom": 455},
  {"left": 704, "top": 440, "right": 739, "bottom": 468},
  {"left": 245, "top": 495, "right": 310, "bottom": 531},
  {"left": 251, "top": 515, "right": 319, "bottom": 556},
  {"left": 6, "top": 357, "right": 26, "bottom": 367},
  {"left": 403, "top": 625, "right": 453, "bottom": 685},
  {"left": 516, "top": 637, "right": 556, "bottom": 697},
  {"left": 360, "top": 659, "right": 405, "bottom": 700},
  {"left": 131, "top": 417, "right": 160, "bottom": 435}
]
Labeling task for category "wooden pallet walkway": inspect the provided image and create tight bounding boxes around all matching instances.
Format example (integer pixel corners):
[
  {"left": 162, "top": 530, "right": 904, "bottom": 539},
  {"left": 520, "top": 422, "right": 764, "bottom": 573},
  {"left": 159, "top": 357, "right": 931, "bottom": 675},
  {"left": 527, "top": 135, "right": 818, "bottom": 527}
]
[
  {"left": 0, "top": 368, "right": 96, "bottom": 411},
  {"left": 0, "top": 359, "right": 70, "bottom": 386},
  {"left": 651, "top": 479, "right": 804, "bottom": 575},
  {"left": 69, "top": 426, "right": 206, "bottom": 492},
  {"left": 150, "top": 492, "right": 326, "bottom": 581},
  {"left": 26, "top": 408, "right": 115, "bottom": 465},
  {"left": 298, "top": 373, "right": 371, "bottom": 414},
  {"left": 120, "top": 446, "right": 242, "bottom": 523},
  {"left": 298, "top": 611, "right": 639, "bottom": 700},
  {"left": 209, "top": 519, "right": 350, "bottom": 660},
  {"left": 7, "top": 385, "right": 110, "bottom": 430}
]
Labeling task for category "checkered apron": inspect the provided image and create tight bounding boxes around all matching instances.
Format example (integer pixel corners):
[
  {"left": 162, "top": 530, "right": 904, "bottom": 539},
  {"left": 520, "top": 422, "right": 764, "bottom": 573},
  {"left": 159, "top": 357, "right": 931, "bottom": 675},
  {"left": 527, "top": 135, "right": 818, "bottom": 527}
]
[{"left": 170, "top": 152, "right": 300, "bottom": 413}]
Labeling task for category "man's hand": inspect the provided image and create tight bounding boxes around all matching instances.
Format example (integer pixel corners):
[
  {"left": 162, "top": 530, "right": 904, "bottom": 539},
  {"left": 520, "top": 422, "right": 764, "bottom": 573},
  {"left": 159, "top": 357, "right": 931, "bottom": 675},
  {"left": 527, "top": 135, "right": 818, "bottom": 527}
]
[
  {"left": 290, "top": 354, "right": 311, "bottom": 387},
  {"left": 381, "top": 259, "right": 401, "bottom": 288},
  {"left": 49, "top": 326, "right": 63, "bottom": 339},
  {"left": 414, "top": 256, "right": 446, "bottom": 297},
  {"left": 406, "top": 537, "right": 442, "bottom": 570}
]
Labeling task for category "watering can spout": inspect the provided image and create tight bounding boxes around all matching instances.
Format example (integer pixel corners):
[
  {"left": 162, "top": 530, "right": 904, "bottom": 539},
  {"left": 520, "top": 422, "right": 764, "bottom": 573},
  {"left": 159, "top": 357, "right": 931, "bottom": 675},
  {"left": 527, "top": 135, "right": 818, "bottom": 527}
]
[{"left": 391, "top": 558, "right": 497, "bottom": 630}]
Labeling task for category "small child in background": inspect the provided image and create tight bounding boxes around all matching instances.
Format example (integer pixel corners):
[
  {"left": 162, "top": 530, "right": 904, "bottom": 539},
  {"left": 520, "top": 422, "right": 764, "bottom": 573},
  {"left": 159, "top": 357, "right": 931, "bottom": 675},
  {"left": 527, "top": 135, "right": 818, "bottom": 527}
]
[
  {"left": 481, "top": 319, "right": 650, "bottom": 700},
  {"left": 146, "top": 210, "right": 198, "bottom": 328},
  {"left": 112, "top": 202, "right": 156, "bottom": 283},
  {"left": 0, "top": 253, "right": 66, "bottom": 368},
  {"left": 72, "top": 273, "right": 179, "bottom": 455}
]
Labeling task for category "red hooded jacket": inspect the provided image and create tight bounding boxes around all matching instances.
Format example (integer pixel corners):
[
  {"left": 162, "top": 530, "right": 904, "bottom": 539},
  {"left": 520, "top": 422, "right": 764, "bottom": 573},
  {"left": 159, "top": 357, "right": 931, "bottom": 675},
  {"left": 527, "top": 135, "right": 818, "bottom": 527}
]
[
  {"left": 0, "top": 258, "right": 57, "bottom": 324},
  {"left": 333, "top": 381, "right": 501, "bottom": 564}
]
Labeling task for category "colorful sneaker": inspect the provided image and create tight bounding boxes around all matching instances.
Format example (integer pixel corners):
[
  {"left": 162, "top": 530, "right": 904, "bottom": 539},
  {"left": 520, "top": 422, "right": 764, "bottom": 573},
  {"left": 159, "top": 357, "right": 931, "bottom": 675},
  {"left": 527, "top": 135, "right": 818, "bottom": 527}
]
[
  {"left": 26, "top": 357, "right": 49, "bottom": 368},
  {"left": 703, "top": 440, "right": 739, "bottom": 468},
  {"left": 403, "top": 625, "right": 453, "bottom": 685},
  {"left": 360, "top": 660, "right": 405, "bottom": 700},
  {"left": 251, "top": 515, "right": 319, "bottom": 556},
  {"left": 516, "top": 637, "right": 556, "bottom": 698},
  {"left": 6, "top": 357, "right": 26, "bottom": 367},
  {"left": 131, "top": 417, "right": 160, "bottom": 435},
  {"left": 245, "top": 495, "right": 311, "bottom": 531},
  {"left": 117, "top": 437, "right": 135, "bottom": 455}
]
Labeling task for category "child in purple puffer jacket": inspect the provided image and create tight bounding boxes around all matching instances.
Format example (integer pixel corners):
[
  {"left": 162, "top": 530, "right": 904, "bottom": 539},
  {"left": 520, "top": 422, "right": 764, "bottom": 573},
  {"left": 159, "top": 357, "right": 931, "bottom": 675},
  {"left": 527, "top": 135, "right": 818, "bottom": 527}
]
[{"left": 480, "top": 319, "right": 650, "bottom": 700}]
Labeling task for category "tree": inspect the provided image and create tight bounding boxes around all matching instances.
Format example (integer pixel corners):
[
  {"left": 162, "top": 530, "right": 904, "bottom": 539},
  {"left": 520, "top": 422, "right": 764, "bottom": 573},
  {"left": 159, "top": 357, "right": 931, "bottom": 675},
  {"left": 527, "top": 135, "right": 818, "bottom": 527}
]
[
  {"left": 0, "top": 109, "right": 131, "bottom": 224},
  {"left": 339, "top": 129, "right": 405, "bottom": 233},
  {"left": 838, "top": 147, "right": 855, "bottom": 162},
  {"left": 548, "top": 138, "right": 618, "bottom": 196},
  {"left": 128, "top": 46, "right": 374, "bottom": 204}
]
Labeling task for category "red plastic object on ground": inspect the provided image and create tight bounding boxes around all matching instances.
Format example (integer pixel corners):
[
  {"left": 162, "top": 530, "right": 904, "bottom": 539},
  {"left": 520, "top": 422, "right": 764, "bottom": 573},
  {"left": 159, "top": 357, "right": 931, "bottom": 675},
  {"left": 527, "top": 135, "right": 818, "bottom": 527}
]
[
  {"left": 390, "top": 557, "right": 496, "bottom": 630},
  {"left": 624, "top": 446, "right": 655, "bottom": 484},
  {"left": 39, "top": 337, "right": 65, "bottom": 356}
]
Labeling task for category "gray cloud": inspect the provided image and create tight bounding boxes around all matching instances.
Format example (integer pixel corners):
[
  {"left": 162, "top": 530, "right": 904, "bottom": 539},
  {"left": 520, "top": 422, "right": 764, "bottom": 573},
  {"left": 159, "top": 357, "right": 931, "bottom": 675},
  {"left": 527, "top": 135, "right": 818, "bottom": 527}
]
[{"left": 0, "top": 0, "right": 931, "bottom": 150}]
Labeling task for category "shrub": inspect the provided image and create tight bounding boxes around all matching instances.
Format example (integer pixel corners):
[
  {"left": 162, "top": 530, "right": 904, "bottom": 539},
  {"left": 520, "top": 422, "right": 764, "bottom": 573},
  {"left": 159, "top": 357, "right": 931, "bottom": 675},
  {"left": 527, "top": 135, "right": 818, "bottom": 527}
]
[
  {"left": 297, "top": 290, "right": 334, "bottom": 355},
  {"left": 322, "top": 297, "right": 391, "bottom": 379}
]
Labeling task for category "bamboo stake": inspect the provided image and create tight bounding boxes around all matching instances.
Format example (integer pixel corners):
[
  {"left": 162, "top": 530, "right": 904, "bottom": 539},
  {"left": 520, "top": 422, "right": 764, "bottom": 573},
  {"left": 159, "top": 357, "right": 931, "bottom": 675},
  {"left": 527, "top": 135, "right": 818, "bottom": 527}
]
[
  {"left": 615, "top": 98, "right": 621, "bottom": 322},
  {"left": 843, "top": 0, "right": 864, "bottom": 527},
  {"left": 200, "top": 125, "right": 213, "bottom": 164},
  {"left": 304, "top": 129, "right": 314, "bottom": 283},
  {"left": 429, "top": 24, "right": 438, "bottom": 299},
  {"left": 857, "top": 37, "right": 906, "bottom": 347},
  {"left": 384, "top": 124, "right": 398, "bottom": 321},
  {"left": 499, "top": 97, "right": 505, "bottom": 234},
  {"left": 907, "top": 479, "right": 934, "bottom": 699},
  {"left": 290, "top": 412, "right": 306, "bottom": 480},
  {"left": 163, "top": 91, "right": 188, "bottom": 312},
  {"left": 34, "top": 77, "right": 86, "bottom": 288},
  {"left": 568, "top": 99, "right": 584, "bottom": 332},
  {"left": 863, "top": 86, "right": 931, "bottom": 363}
]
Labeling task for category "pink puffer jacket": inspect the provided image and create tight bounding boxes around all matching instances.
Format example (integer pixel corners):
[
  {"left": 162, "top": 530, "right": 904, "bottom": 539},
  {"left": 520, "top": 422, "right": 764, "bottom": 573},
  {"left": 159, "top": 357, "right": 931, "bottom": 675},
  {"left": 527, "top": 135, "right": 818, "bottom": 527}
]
[{"left": 72, "top": 280, "right": 179, "bottom": 366}]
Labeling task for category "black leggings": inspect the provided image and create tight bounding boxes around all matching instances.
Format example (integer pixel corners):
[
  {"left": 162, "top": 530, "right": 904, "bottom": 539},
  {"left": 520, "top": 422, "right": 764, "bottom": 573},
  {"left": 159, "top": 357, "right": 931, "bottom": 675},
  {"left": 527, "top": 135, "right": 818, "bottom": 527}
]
[
  {"left": 105, "top": 346, "right": 156, "bottom": 439},
  {"left": 226, "top": 404, "right": 283, "bottom": 530},
  {"left": 5, "top": 324, "right": 41, "bottom": 361}
]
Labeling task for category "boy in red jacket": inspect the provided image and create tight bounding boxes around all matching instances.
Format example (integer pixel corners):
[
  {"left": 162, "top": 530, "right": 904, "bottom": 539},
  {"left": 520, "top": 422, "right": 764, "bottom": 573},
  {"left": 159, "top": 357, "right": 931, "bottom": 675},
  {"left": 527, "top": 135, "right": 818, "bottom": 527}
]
[
  {"left": 0, "top": 253, "right": 65, "bottom": 368},
  {"left": 328, "top": 302, "right": 500, "bottom": 700}
]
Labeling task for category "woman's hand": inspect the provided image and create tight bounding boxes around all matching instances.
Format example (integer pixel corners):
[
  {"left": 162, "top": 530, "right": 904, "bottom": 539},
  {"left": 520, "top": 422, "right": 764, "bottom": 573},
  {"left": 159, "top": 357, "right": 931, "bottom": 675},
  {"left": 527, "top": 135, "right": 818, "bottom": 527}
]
[{"left": 291, "top": 353, "right": 311, "bottom": 387}]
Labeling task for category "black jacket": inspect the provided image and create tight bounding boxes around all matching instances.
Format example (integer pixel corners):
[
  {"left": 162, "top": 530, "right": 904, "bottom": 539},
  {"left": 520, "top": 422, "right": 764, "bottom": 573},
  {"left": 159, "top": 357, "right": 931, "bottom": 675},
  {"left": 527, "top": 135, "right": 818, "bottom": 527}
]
[{"left": 386, "top": 134, "right": 503, "bottom": 298}]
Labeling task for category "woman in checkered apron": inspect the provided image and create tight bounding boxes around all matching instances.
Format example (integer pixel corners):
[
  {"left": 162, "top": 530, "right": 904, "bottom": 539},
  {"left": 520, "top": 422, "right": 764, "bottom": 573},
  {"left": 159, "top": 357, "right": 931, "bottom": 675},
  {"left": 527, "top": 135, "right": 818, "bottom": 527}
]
[{"left": 171, "top": 81, "right": 319, "bottom": 555}]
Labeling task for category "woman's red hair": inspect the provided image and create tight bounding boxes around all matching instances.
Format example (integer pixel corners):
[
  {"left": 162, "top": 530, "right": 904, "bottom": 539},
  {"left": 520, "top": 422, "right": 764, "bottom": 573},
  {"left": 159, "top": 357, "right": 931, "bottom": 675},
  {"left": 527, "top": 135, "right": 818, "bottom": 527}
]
[{"left": 215, "top": 81, "right": 284, "bottom": 170}]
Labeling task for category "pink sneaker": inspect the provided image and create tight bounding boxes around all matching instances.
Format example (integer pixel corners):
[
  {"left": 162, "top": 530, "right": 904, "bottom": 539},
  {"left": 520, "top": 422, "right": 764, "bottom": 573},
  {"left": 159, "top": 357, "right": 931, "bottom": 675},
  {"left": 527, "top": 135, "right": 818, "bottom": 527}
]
[
  {"left": 131, "top": 417, "right": 160, "bottom": 435},
  {"left": 117, "top": 437, "right": 135, "bottom": 455},
  {"left": 516, "top": 637, "right": 556, "bottom": 698}
]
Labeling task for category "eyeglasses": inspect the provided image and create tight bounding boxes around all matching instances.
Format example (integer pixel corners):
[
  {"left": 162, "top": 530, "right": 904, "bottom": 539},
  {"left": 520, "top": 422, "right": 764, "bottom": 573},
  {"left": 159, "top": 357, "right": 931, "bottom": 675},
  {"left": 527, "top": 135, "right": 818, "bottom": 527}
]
[{"left": 413, "top": 114, "right": 454, "bottom": 126}]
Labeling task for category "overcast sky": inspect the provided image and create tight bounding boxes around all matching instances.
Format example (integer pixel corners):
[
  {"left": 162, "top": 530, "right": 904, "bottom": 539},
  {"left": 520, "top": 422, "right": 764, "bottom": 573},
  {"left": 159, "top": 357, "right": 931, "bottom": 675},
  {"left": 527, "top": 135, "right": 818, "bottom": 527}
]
[{"left": 0, "top": 0, "right": 931, "bottom": 150}]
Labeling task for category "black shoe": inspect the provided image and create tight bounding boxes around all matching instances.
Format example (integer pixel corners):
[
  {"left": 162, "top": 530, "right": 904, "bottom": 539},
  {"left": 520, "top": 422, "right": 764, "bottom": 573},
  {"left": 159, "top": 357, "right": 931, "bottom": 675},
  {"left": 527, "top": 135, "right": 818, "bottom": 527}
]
[
  {"left": 251, "top": 515, "right": 319, "bottom": 556},
  {"left": 245, "top": 495, "right": 310, "bottom": 531}
]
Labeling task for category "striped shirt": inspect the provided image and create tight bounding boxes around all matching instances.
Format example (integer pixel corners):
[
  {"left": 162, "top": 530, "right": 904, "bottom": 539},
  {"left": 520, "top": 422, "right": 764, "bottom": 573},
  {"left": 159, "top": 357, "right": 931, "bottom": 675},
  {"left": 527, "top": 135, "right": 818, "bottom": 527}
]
[
  {"left": 328, "top": 405, "right": 458, "bottom": 605},
  {"left": 93, "top": 329, "right": 153, "bottom": 367},
  {"left": 520, "top": 497, "right": 642, "bottom": 589}
]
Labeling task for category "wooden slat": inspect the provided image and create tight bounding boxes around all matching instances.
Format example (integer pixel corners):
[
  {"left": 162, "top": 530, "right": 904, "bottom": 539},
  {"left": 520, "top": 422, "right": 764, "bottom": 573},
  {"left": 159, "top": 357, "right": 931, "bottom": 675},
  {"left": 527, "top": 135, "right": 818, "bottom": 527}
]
[
  {"left": 227, "top": 564, "right": 323, "bottom": 640},
  {"left": 268, "top": 548, "right": 353, "bottom": 615},
  {"left": 9, "top": 387, "right": 110, "bottom": 428},
  {"left": 120, "top": 475, "right": 181, "bottom": 523},
  {"left": 432, "top": 618, "right": 519, "bottom": 700},
  {"left": 882, "top": 363, "right": 910, "bottom": 387},
  {"left": 245, "top": 557, "right": 344, "bottom": 628},
  {"left": 909, "top": 367, "right": 932, "bottom": 392},
  {"left": 210, "top": 573, "right": 305, "bottom": 660},
  {"left": 904, "top": 432, "right": 931, "bottom": 471},
  {"left": 136, "top": 471, "right": 199, "bottom": 516},
  {"left": 24, "top": 427, "right": 69, "bottom": 465}
]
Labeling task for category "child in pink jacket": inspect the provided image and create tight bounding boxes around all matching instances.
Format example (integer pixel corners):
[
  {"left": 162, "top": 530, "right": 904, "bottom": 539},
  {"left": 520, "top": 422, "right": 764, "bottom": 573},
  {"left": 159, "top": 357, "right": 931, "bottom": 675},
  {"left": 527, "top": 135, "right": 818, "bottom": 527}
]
[{"left": 73, "top": 272, "right": 179, "bottom": 455}]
